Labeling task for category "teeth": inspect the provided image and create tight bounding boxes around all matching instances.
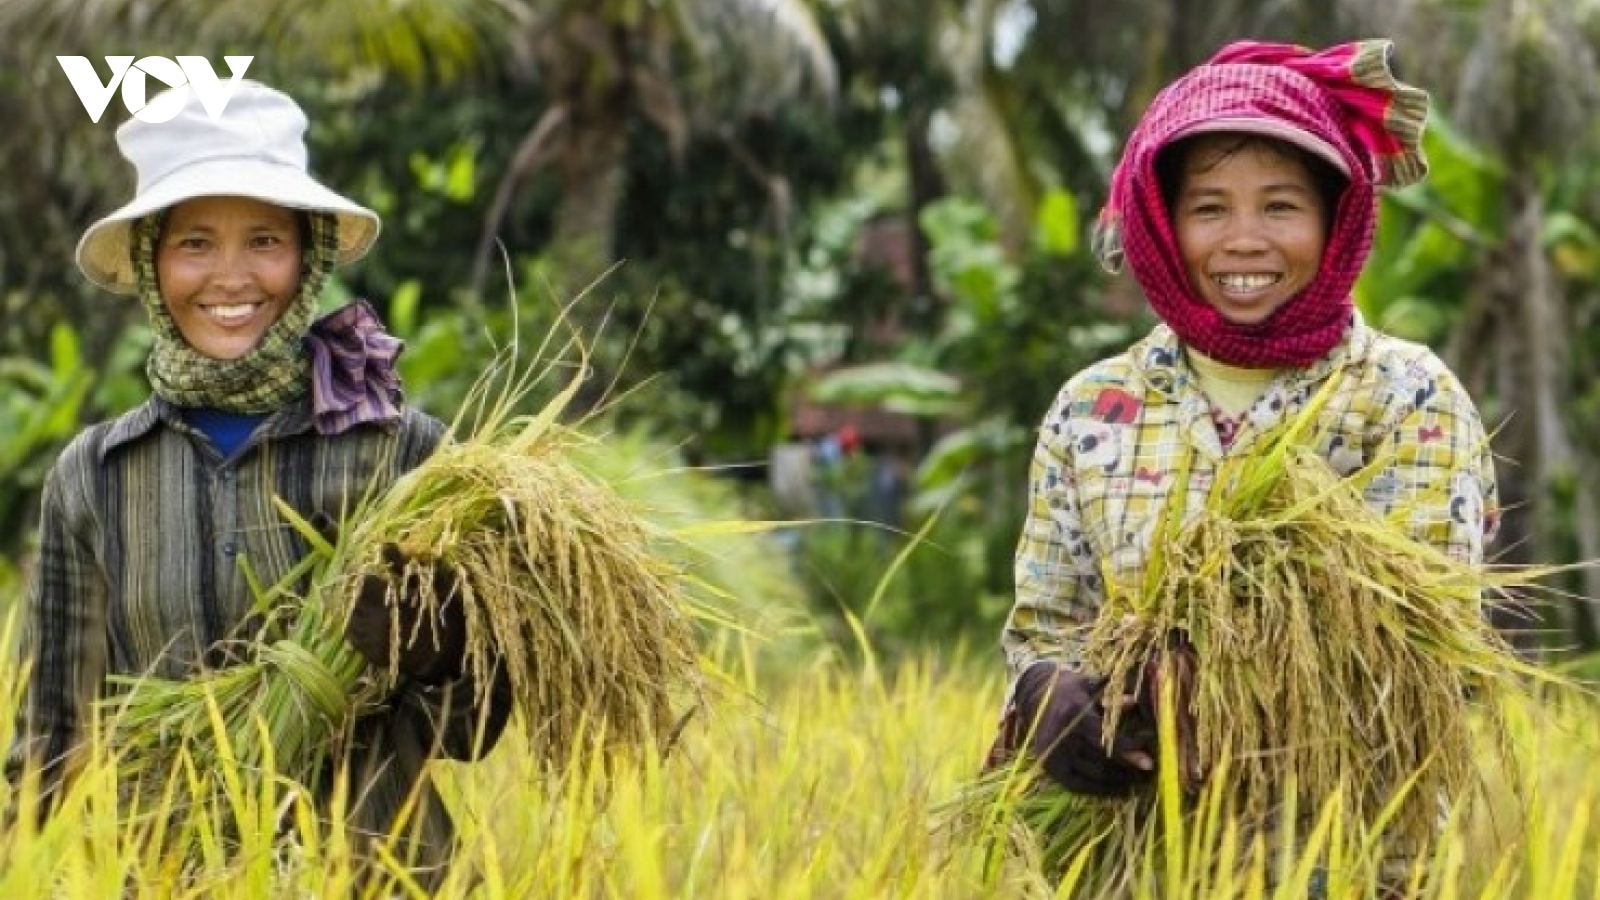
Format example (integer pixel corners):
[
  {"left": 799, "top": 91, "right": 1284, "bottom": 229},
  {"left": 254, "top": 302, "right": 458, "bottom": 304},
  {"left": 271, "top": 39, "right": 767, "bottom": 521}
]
[
  {"left": 1215, "top": 274, "right": 1279, "bottom": 291},
  {"left": 206, "top": 303, "right": 260, "bottom": 318}
]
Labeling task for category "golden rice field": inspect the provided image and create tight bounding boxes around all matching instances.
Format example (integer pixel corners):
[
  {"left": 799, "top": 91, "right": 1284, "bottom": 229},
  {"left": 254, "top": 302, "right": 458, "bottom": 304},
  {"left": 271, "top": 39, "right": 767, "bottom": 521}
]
[{"left": 1, "top": 628, "right": 1597, "bottom": 900}]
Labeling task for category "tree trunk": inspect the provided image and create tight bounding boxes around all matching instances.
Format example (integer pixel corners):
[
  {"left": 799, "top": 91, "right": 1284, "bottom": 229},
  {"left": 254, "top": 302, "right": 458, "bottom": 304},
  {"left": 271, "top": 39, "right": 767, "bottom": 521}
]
[
  {"left": 540, "top": 96, "right": 631, "bottom": 417},
  {"left": 903, "top": 108, "right": 945, "bottom": 327},
  {"left": 1511, "top": 173, "right": 1587, "bottom": 646},
  {"left": 1488, "top": 172, "right": 1581, "bottom": 651},
  {"left": 549, "top": 101, "right": 630, "bottom": 302},
  {"left": 1574, "top": 474, "right": 1600, "bottom": 650},
  {"left": 1487, "top": 268, "right": 1542, "bottom": 651},
  {"left": 1509, "top": 174, "right": 1574, "bottom": 487}
]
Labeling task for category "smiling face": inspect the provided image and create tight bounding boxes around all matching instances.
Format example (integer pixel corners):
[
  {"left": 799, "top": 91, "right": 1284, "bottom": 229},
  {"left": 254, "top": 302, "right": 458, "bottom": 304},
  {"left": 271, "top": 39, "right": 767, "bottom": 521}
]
[
  {"left": 1168, "top": 135, "right": 1330, "bottom": 326},
  {"left": 156, "top": 196, "right": 303, "bottom": 360}
]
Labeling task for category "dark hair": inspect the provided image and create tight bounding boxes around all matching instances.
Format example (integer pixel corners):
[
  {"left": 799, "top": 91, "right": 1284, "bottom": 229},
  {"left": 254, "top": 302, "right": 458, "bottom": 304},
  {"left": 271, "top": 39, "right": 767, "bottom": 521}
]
[{"left": 1154, "top": 133, "right": 1346, "bottom": 231}]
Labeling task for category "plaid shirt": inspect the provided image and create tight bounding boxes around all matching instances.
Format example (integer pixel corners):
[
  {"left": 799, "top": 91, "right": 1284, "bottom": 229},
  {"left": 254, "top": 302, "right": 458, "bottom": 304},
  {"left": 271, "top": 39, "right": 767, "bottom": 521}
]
[
  {"left": 1004, "top": 318, "right": 1499, "bottom": 678},
  {"left": 10, "top": 393, "right": 507, "bottom": 880}
]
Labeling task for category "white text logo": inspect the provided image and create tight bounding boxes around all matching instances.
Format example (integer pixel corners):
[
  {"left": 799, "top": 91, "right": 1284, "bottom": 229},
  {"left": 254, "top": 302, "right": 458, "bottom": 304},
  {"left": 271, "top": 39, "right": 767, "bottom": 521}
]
[{"left": 57, "top": 56, "right": 254, "bottom": 123}]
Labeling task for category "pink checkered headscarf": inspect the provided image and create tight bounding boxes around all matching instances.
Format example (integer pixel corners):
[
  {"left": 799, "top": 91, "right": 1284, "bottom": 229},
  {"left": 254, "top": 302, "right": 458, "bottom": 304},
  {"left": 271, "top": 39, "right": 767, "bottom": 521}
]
[{"left": 1093, "top": 40, "right": 1430, "bottom": 367}]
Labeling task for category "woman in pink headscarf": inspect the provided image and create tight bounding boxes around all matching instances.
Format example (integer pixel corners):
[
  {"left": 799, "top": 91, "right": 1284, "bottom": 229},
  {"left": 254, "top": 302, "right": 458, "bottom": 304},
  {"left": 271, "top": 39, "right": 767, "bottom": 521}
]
[{"left": 994, "top": 39, "right": 1497, "bottom": 890}]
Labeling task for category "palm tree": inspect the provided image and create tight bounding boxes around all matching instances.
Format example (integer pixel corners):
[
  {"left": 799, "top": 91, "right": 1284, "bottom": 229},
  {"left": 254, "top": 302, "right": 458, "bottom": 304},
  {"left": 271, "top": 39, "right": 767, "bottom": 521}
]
[{"left": 465, "top": 0, "right": 836, "bottom": 295}]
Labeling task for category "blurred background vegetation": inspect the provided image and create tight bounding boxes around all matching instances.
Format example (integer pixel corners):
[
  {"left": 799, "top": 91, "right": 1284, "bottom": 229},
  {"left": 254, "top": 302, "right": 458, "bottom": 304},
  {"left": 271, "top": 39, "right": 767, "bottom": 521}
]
[{"left": 1, "top": 0, "right": 1597, "bottom": 660}]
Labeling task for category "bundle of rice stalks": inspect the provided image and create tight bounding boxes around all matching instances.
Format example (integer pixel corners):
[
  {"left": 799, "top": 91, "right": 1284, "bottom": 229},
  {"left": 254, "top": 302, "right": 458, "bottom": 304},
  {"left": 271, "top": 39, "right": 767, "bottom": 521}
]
[
  {"left": 104, "top": 346, "right": 706, "bottom": 809},
  {"left": 947, "top": 738, "right": 1368, "bottom": 899},
  {"left": 958, "top": 370, "right": 1570, "bottom": 889}
]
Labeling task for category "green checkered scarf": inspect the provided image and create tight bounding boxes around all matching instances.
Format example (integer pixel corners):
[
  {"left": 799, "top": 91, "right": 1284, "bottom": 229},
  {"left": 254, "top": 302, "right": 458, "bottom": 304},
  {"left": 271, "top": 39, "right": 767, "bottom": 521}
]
[{"left": 133, "top": 211, "right": 339, "bottom": 412}]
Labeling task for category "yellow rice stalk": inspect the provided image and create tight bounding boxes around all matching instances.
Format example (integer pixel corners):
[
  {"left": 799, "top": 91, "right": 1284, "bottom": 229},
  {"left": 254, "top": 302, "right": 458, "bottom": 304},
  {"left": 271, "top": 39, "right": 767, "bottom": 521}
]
[{"left": 104, "top": 339, "right": 704, "bottom": 818}]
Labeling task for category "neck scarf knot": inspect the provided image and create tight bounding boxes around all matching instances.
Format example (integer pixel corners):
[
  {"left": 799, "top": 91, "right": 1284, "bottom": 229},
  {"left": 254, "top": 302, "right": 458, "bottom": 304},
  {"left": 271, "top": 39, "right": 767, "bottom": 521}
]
[{"left": 304, "top": 299, "right": 404, "bottom": 434}]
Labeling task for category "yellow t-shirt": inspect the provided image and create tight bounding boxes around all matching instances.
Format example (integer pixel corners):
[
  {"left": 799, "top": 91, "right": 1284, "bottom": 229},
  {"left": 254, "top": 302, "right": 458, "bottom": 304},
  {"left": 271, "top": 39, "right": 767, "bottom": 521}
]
[{"left": 1184, "top": 347, "right": 1277, "bottom": 419}]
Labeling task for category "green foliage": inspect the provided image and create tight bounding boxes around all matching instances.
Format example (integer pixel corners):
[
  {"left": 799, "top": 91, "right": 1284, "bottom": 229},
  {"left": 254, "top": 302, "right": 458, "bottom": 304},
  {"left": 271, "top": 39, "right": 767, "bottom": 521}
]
[
  {"left": 1032, "top": 188, "right": 1081, "bottom": 257},
  {"left": 2, "top": 0, "right": 1598, "bottom": 659},
  {"left": 1547, "top": 211, "right": 1600, "bottom": 277},
  {"left": 808, "top": 362, "right": 962, "bottom": 416},
  {"left": 0, "top": 325, "right": 90, "bottom": 486},
  {"left": 552, "top": 104, "right": 864, "bottom": 459},
  {"left": 570, "top": 426, "right": 822, "bottom": 671},
  {"left": 0, "top": 319, "right": 147, "bottom": 557},
  {"left": 1355, "top": 114, "right": 1502, "bottom": 343},
  {"left": 921, "top": 194, "right": 1138, "bottom": 429},
  {"left": 301, "top": 78, "right": 539, "bottom": 308},
  {"left": 0, "top": 325, "right": 90, "bottom": 585},
  {"left": 910, "top": 418, "right": 1029, "bottom": 517},
  {"left": 784, "top": 191, "right": 1135, "bottom": 651},
  {"left": 787, "top": 512, "right": 1015, "bottom": 656},
  {"left": 921, "top": 197, "right": 1020, "bottom": 321},
  {"left": 408, "top": 140, "right": 479, "bottom": 204}
]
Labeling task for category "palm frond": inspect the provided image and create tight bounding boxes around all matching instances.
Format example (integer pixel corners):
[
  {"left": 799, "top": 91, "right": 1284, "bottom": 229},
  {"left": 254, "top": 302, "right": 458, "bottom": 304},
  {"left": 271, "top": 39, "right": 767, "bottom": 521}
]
[
  {"left": 678, "top": 0, "right": 838, "bottom": 121},
  {"left": 0, "top": 0, "right": 514, "bottom": 85}
]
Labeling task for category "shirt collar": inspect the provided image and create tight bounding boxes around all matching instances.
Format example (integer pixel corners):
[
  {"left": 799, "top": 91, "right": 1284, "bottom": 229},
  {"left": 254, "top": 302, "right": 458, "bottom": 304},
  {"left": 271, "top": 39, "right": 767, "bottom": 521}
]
[{"left": 1132, "top": 311, "right": 1373, "bottom": 398}]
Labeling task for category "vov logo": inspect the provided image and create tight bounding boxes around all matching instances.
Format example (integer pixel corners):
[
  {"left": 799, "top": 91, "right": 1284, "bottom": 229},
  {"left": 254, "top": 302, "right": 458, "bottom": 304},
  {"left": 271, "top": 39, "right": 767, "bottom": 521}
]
[{"left": 57, "top": 56, "right": 254, "bottom": 123}]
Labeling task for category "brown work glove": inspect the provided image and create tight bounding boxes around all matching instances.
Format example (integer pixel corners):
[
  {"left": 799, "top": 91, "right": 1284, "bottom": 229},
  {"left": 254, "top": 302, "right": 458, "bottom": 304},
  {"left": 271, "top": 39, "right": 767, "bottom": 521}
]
[
  {"left": 1013, "top": 661, "right": 1156, "bottom": 797},
  {"left": 345, "top": 543, "right": 468, "bottom": 685}
]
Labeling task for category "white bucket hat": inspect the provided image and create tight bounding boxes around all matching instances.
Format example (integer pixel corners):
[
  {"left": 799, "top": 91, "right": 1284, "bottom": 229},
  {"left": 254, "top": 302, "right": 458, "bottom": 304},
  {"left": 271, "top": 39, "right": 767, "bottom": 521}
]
[{"left": 75, "top": 79, "right": 380, "bottom": 294}]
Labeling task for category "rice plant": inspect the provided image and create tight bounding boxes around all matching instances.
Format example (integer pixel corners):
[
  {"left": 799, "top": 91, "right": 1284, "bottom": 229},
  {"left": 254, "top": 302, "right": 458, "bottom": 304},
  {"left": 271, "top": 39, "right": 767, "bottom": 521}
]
[{"left": 2, "top": 618, "right": 1598, "bottom": 898}]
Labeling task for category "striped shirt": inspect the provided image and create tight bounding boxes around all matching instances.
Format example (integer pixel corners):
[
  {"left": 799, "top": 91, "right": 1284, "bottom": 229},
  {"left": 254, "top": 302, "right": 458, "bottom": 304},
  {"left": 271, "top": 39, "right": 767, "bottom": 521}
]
[
  {"left": 9, "top": 392, "right": 508, "bottom": 880},
  {"left": 1005, "top": 317, "right": 1499, "bottom": 677}
]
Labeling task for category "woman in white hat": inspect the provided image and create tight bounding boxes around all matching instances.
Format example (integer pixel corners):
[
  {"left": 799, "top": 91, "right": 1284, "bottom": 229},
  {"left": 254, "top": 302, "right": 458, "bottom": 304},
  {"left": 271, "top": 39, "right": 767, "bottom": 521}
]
[{"left": 9, "top": 79, "right": 508, "bottom": 886}]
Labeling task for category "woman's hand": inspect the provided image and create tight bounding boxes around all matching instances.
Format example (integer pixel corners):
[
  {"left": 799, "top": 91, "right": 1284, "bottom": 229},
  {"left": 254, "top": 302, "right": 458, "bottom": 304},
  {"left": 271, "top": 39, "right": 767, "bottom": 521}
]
[
  {"left": 344, "top": 544, "right": 468, "bottom": 685},
  {"left": 1013, "top": 661, "right": 1156, "bottom": 796},
  {"left": 1138, "top": 634, "right": 1204, "bottom": 794}
]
